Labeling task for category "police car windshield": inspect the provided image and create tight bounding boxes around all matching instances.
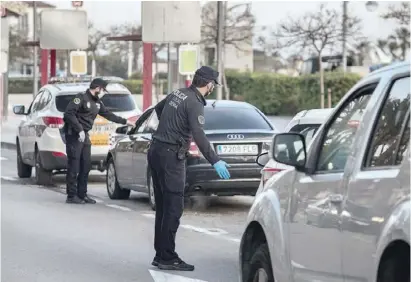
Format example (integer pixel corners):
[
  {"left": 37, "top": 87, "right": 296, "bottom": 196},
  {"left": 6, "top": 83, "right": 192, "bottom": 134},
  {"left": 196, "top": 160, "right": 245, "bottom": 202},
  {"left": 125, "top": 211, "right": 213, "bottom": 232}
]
[
  {"left": 56, "top": 93, "right": 136, "bottom": 112},
  {"left": 204, "top": 107, "right": 273, "bottom": 131}
]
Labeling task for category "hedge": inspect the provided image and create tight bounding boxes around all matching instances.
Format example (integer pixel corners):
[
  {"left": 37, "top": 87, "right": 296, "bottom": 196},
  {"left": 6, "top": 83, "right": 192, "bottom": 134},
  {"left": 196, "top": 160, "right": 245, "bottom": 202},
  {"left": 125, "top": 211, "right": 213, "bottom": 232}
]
[{"left": 8, "top": 71, "right": 361, "bottom": 116}]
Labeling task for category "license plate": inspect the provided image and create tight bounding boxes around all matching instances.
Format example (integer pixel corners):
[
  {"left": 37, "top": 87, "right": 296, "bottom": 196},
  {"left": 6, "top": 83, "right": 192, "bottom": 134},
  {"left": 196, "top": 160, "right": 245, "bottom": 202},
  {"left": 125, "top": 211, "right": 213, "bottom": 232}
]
[
  {"left": 216, "top": 144, "right": 258, "bottom": 155},
  {"left": 90, "top": 124, "right": 116, "bottom": 146}
]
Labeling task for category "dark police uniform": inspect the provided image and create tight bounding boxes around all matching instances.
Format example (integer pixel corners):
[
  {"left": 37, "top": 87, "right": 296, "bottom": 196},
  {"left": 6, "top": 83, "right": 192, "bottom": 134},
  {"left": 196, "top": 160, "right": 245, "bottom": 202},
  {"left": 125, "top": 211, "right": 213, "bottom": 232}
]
[
  {"left": 64, "top": 85, "right": 127, "bottom": 203},
  {"left": 148, "top": 68, "right": 221, "bottom": 267}
]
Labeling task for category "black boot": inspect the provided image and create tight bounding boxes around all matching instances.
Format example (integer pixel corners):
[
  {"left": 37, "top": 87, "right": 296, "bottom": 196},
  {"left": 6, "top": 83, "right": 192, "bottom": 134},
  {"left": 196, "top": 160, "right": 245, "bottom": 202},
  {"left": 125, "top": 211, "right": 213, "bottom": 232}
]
[
  {"left": 82, "top": 195, "right": 97, "bottom": 204},
  {"left": 158, "top": 258, "right": 195, "bottom": 271},
  {"left": 66, "top": 196, "right": 85, "bottom": 204},
  {"left": 151, "top": 256, "right": 160, "bottom": 266}
]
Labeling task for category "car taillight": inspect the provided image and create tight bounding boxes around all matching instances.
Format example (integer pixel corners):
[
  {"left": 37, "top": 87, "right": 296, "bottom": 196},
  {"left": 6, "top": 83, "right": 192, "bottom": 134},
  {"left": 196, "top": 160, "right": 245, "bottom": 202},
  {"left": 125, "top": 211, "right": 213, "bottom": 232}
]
[
  {"left": 43, "top": 117, "right": 64, "bottom": 128},
  {"left": 188, "top": 142, "right": 201, "bottom": 157},
  {"left": 52, "top": 152, "right": 66, "bottom": 157},
  {"left": 262, "top": 167, "right": 282, "bottom": 186},
  {"left": 128, "top": 115, "right": 140, "bottom": 124}
]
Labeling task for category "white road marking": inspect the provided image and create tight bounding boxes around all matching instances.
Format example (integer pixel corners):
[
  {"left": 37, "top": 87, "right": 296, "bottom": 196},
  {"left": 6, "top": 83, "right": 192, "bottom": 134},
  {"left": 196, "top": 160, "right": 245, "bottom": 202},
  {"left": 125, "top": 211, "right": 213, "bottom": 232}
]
[
  {"left": 0, "top": 157, "right": 8, "bottom": 161},
  {"left": 149, "top": 270, "right": 208, "bottom": 282},
  {"left": 1, "top": 176, "right": 17, "bottom": 181},
  {"left": 291, "top": 260, "right": 306, "bottom": 269},
  {"left": 142, "top": 213, "right": 155, "bottom": 219},
  {"left": 180, "top": 225, "right": 228, "bottom": 236},
  {"left": 106, "top": 204, "right": 132, "bottom": 212}
]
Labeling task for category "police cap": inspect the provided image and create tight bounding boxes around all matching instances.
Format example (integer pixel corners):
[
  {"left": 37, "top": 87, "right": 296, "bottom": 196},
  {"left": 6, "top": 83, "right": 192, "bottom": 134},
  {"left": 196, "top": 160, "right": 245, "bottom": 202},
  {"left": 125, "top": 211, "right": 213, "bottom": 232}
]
[
  {"left": 194, "top": 66, "right": 220, "bottom": 85},
  {"left": 90, "top": 78, "right": 109, "bottom": 90}
]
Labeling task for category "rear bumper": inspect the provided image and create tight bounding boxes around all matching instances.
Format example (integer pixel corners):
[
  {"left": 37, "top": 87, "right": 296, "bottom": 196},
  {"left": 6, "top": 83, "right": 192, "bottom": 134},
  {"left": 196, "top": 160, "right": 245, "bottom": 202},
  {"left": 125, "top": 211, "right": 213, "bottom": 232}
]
[
  {"left": 185, "top": 163, "right": 261, "bottom": 196},
  {"left": 39, "top": 152, "right": 108, "bottom": 171}
]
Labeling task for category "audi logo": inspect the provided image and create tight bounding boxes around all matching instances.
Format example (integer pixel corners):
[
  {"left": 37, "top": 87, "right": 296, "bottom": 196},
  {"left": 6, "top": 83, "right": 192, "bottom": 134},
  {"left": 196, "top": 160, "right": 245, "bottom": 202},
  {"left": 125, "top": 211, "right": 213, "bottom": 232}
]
[{"left": 227, "top": 134, "right": 244, "bottom": 140}]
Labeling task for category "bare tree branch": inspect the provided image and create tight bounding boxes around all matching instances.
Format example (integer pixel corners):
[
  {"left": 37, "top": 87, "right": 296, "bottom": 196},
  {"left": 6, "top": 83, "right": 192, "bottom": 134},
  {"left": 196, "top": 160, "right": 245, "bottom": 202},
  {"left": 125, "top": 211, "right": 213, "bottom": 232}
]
[{"left": 381, "top": 2, "right": 410, "bottom": 26}]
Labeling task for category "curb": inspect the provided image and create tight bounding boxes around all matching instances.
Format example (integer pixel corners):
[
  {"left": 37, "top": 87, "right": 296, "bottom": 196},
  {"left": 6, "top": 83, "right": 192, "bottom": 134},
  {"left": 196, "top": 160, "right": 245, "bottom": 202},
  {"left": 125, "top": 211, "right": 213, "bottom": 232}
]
[{"left": 1, "top": 141, "right": 17, "bottom": 150}]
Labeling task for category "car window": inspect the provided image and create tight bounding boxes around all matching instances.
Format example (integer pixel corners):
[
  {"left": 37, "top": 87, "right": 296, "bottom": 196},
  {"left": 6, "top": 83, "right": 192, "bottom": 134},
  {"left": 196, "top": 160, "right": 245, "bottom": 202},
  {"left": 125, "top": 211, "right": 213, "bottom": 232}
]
[
  {"left": 36, "top": 90, "right": 52, "bottom": 112},
  {"left": 317, "top": 84, "right": 376, "bottom": 172},
  {"left": 365, "top": 77, "right": 410, "bottom": 167},
  {"left": 299, "top": 126, "right": 320, "bottom": 145},
  {"left": 31, "top": 91, "right": 45, "bottom": 113},
  {"left": 143, "top": 112, "right": 159, "bottom": 133},
  {"left": 204, "top": 107, "right": 272, "bottom": 131},
  {"left": 55, "top": 93, "right": 136, "bottom": 112},
  {"left": 128, "top": 109, "right": 153, "bottom": 135}
]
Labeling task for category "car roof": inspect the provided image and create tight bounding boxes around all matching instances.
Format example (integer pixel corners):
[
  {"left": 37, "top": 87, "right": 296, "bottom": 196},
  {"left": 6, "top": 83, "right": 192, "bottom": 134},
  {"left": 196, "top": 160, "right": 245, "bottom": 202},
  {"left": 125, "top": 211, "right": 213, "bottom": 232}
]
[
  {"left": 367, "top": 61, "right": 409, "bottom": 77},
  {"left": 48, "top": 82, "right": 131, "bottom": 95},
  {"left": 204, "top": 99, "right": 255, "bottom": 109}
]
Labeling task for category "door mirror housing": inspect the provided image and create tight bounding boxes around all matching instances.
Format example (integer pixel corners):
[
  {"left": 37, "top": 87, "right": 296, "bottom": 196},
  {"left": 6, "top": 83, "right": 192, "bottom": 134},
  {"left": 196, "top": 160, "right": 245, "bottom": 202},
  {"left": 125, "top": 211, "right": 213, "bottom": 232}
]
[
  {"left": 272, "top": 133, "right": 307, "bottom": 171},
  {"left": 256, "top": 152, "right": 270, "bottom": 167},
  {"left": 13, "top": 105, "right": 26, "bottom": 115},
  {"left": 115, "top": 125, "right": 128, "bottom": 135}
]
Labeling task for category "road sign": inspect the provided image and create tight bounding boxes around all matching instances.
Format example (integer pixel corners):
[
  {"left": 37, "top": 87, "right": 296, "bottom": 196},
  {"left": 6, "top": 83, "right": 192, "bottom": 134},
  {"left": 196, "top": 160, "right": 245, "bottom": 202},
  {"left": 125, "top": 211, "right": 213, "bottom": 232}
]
[
  {"left": 40, "top": 9, "right": 88, "bottom": 50},
  {"left": 142, "top": 1, "right": 201, "bottom": 43},
  {"left": 71, "top": 1, "right": 83, "bottom": 8},
  {"left": 70, "top": 51, "right": 87, "bottom": 75},
  {"left": 178, "top": 45, "right": 199, "bottom": 75}
]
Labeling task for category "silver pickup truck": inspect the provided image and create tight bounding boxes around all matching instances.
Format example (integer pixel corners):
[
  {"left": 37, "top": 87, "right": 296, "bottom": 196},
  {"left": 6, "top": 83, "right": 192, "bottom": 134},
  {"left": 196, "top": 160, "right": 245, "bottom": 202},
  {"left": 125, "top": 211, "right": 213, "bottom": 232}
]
[{"left": 240, "top": 61, "right": 410, "bottom": 282}]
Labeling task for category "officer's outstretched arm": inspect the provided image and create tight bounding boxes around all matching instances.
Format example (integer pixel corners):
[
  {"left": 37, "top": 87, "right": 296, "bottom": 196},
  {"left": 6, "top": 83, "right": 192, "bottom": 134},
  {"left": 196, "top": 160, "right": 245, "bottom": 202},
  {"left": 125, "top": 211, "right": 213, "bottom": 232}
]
[
  {"left": 98, "top": 102, "right": 127, "bottom": 124},
  {"left": 187, "top": 102, "right": 220, "bottom": 165},
  {"left": 64, "top": 94, "right": 84, "bottom": 133}
]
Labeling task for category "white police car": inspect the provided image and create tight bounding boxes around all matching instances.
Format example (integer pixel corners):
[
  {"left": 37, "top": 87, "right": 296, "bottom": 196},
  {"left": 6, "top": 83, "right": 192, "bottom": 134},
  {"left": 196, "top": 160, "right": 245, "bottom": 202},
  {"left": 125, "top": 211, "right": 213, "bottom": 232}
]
[{"left": 13, "top": 77, "right": 141, "bottom": 185}]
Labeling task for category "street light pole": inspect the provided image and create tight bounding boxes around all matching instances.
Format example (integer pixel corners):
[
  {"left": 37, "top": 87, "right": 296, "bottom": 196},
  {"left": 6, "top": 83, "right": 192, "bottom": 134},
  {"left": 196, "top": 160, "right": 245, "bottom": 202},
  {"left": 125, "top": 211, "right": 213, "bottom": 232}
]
[
  {"left": 216, "top": 1, "right": 224, "bottom": 100},
  {"left": 32, "top": 1, "right": 38, "bottom": 97},
  {"left": 342, "top": 1, "right": 348, "bottom": 73}
]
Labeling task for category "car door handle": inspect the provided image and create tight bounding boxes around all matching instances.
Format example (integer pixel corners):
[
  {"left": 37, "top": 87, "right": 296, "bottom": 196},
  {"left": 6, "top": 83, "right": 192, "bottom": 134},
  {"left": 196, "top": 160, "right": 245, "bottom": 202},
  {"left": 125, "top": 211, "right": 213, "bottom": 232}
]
[{"left": 329, "top": 194, "right": 343, "bottom": 204}]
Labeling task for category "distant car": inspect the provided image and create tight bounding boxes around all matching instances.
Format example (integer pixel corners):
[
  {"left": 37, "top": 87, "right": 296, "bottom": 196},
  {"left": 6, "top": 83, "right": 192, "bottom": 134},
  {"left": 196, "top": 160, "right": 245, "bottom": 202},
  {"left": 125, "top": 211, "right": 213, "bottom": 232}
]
[
  {"left": 256, "top": 108, "right": 333, "bottom": 190},
  {"left": 239, "top": 62, "right": 410, "bottom": 282},
  {"left": 13, "top": 78, "right": 141, "bottom": 185},
  {"left": 105, "top": 99, "right": 277, "bottom": 210}
]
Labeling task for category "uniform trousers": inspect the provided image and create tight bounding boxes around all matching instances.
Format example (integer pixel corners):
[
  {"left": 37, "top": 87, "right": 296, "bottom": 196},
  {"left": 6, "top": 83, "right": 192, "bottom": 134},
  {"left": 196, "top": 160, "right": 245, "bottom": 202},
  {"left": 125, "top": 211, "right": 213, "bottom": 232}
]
[{"left": 148, "top": 139, "right": 186, "bottom": 261}]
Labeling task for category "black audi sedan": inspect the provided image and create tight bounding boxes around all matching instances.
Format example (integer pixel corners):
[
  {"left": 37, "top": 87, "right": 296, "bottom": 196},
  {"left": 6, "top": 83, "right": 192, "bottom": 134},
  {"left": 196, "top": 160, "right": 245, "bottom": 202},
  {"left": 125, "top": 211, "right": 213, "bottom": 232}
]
[{"left": 105, "top": 99, "right": 277, "bottom": 210}]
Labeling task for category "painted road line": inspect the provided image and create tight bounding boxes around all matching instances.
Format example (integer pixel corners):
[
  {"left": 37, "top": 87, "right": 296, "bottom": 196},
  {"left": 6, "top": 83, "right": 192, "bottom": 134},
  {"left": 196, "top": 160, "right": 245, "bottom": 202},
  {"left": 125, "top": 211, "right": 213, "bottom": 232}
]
[
  {"left": 1, "top": 176, "right": 17, "bottom": 181},
  {"left": 0, "top": 157, "right": 8, "bottom": 161},
  {"left": 180, "top": 224, "right": 228, "bottom": 236},
  {"left": 149, "top": 270, "right": 208, "bottom": 282},
  {"left": 291, "top": 260, "right": 306, "bottom": 269},
  {"left": 106, "top": 204, "right": 132, "bottom": 212},
  {"left": 142, "top": 213, "right": 155, "bottom": 219}
]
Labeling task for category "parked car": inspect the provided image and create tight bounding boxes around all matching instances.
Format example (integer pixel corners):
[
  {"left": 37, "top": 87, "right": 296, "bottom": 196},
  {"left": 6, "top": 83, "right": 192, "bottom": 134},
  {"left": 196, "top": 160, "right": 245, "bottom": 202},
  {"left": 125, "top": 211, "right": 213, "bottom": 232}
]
[
  {"left": 256, "top": 108, "right": 333, "bottom": 190},
  {"left": 105, "top": 99, "right": 277, "bottom": 210},
  {"left": 240, "top": 62, "right": 410, "bottom": 282},
  {"left": 13, "top": 79, "right": 141, "bottom": 185}
]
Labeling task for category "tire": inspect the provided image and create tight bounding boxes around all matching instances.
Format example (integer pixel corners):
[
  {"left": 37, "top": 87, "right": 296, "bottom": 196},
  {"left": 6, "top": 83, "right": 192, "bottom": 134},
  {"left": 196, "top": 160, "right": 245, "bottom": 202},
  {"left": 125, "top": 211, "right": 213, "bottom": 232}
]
[
  {"left": 106, "top": 159, "right": 130, "bottom": 200},
  {"left": 17, "top": 141, "right": 32, "bottom": 178},
  {"left": 147, "top": 176, "right": 156, "bottom": 211},
  {"left": 379, "top": 255, "right": 410, "bottom": 282},
  {"left": 246, "top": 243, "right": 274, "bottom": 282},
  {"left": 34, "top": 148, "right": 53, "bottom": 186}
]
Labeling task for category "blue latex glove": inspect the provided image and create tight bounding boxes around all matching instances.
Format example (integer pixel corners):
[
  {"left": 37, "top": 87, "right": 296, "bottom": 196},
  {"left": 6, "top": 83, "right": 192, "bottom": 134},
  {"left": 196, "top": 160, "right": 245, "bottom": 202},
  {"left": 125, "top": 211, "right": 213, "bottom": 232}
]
[{"left": 213, "top": 160, "right": 231, "bottom": 179}]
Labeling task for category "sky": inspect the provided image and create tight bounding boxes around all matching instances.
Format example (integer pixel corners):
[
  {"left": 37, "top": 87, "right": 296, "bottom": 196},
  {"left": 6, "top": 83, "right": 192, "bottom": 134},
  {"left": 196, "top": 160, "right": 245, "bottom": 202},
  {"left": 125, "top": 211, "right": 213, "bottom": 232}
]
[{"left": 48, "top": 1, "right": 401, "bottom": 57}]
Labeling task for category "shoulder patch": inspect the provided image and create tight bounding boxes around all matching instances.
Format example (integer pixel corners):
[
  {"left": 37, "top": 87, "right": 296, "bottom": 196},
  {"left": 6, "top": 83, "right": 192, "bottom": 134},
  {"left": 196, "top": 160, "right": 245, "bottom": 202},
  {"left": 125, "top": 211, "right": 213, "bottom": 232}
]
[
  {"left": 198, "top": 115, "right": 205, "bottom": 125},
  {"left": 74, "top": 98, "right": 81, "bottom": 105}
]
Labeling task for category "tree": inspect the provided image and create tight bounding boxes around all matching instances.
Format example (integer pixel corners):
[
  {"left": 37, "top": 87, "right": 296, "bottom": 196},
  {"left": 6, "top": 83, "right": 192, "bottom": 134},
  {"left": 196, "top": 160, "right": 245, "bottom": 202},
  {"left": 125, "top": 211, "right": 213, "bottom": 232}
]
[
  {"left": 272, "top": 4, "right": 361, "bottom": 108},
  {"left": 381, "top": 2, "right": 410, "bottom": 26},
  {"left": 380, "top": 2, "right": 410, "bottom": 61},
  {"left": 87, "top": 22, "right": 109, "bottom": 76},
  {"left": 201, "top": 2, "right": 255, "bottom": 51}
]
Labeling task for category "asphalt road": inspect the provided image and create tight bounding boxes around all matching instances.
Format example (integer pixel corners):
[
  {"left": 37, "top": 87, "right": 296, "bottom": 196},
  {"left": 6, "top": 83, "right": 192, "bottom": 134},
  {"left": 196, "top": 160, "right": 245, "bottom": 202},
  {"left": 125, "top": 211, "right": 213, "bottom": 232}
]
[{"left": 1, "top": 148, "right": 251, "bottom": 282}]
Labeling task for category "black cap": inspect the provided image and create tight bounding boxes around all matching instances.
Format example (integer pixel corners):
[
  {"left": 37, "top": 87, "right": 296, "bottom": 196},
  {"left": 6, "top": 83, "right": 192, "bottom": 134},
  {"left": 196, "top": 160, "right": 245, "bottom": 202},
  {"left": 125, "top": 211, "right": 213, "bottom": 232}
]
[
  {"left": 90, "top": 78, "right": 109, "bottom": 90},
  {"left": 195, "top": 66, "right": 220, "bottom": 85}
]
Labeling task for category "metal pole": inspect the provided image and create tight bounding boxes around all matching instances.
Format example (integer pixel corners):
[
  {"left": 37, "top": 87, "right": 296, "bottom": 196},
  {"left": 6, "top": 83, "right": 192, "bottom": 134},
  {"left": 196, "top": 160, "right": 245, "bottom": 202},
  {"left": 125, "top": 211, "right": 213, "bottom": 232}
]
[
  {"left": 342, "top": 1, "right": 348, "bottom": 73},
  {"left": 167, "top": 43, "right": 172, "bottom": 93},
  {"left": 216, "top": 1, "right": 224, "bottom": 100},
  {"left": 127, "top": 41, "right": 133, "bottom": 78},
  {"left": 32, "top": 1, "right": 38, "bottom": 97}
]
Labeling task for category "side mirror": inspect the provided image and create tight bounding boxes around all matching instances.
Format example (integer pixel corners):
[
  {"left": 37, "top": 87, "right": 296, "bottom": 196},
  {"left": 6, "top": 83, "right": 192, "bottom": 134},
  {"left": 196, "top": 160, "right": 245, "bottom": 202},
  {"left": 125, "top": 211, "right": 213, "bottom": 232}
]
[
  {"left": 256, "top": 152, "right": 270, "bottom": 167},
  {"left": 115, "top": 125, "right": 128, "bottom": 135},
  {"left": 272, "top": 133, "right": 307, "bottom": 171},
  {"left": 13, "top": 105, "right": 26, "bottom": 115}
]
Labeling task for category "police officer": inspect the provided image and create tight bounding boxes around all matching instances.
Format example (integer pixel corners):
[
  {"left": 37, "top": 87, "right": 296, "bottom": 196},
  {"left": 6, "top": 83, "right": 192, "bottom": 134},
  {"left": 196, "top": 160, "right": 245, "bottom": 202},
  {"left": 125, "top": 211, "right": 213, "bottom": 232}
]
[
  {"left": 63, "top": 78, "right": 134, "bottom": 204},
  {"left": 148, "top": 66, "right": 231, "bottom": 271}
]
